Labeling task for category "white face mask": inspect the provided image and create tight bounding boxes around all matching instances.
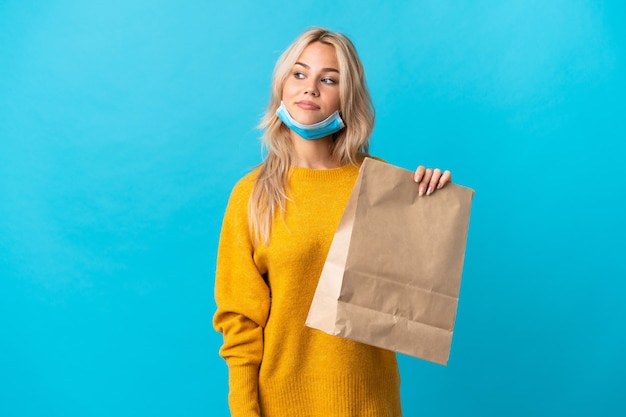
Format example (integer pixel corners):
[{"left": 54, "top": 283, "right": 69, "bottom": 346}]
[{"left": 276, "top": 102, "right": 345, "bottom": 140}]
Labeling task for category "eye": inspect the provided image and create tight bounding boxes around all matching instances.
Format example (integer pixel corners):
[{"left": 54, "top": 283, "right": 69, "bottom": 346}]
[
  {"left": 321, "top": 77, "right": 337, "bottom": 85},
  {"left": 293, "top": 72, "right": 305, "bottom": 79}
]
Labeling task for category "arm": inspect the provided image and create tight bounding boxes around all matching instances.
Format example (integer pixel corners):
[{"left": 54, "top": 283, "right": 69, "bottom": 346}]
[{"left": 213, "top": 178, "right": 270, "bottom": 417}]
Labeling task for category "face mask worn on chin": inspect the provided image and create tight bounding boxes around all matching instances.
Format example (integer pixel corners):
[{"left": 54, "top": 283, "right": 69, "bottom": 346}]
[{"left": 276, "top": 101, "right": 345, "bottom": 140}]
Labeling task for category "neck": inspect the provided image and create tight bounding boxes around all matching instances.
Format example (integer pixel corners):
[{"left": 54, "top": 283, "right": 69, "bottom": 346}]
[{"left": 290, "top": 132, "right": 341, "bottom": 169}]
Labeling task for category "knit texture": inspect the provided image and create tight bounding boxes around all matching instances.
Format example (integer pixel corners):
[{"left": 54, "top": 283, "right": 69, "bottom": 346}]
[{"left": 214, "top": 163, "right": 401, "bottom": 417}]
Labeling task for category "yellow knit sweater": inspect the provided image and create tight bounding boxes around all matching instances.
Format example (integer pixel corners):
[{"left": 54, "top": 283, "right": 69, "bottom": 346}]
[{"left": 213, "top": 162, "right": 401, "bottom": 417}]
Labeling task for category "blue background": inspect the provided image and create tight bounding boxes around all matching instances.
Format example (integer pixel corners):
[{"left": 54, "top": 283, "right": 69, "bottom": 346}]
[{"left": 1, "top": 1, "right": 624, "bottom": 416}]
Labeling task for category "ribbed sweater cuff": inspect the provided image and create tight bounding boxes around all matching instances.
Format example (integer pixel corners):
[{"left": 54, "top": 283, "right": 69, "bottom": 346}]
[{"left": 228, "top": 364, "right": 261, "bottom": 417}]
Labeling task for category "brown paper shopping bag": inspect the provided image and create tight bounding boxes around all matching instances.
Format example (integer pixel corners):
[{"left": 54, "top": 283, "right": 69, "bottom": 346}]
[{"left": 305, "top": 158, "right": 474, "bottom": 365}]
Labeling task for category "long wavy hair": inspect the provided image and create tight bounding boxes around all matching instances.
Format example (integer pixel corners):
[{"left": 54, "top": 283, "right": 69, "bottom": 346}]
[{"left": 249, "top": 27, "right": 375, "bottom": 245}]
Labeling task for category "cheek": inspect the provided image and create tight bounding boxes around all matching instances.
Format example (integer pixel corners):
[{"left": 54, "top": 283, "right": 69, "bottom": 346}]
[
  {"left": 331, "top": 92, "right": 341, "bottom": 111},
  {"left": 281, "top": 80, "right": 296, "bottom": 99}
]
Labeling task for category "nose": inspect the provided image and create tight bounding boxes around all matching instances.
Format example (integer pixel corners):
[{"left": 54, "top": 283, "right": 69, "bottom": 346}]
[{"left": 304, "top": 82, "right": 319, "bottom": 96}]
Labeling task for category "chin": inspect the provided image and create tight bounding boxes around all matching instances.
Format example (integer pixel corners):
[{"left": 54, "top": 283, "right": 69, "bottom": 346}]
[{"left": 292, "top": 110, "right": 326, "bottom": 125}]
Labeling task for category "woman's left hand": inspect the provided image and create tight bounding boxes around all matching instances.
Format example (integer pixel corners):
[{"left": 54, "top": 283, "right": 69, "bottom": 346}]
[{"left": 414, "top": 166, "right": 452, "bottom": 196}]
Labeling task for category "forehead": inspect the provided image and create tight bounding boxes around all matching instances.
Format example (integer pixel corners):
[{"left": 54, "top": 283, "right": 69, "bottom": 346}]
[{"left": 296, "top": 41, "right": 339, "bottom": 69}]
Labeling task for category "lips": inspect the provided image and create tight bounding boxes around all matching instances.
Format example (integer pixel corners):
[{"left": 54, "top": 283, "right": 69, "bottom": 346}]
[{"left": 295, "top": 100, "right": 320, "bottom": 110}]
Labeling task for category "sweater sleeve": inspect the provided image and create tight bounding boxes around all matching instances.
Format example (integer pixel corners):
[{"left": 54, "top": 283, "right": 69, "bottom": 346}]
[{"left": 213, "top": 176, "right": 270, "bottom": 417}]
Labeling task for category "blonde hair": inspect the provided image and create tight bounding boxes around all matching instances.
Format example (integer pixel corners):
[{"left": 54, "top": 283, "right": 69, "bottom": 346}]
[{"left": 249, "top": 27, "right": 375, "bottom": 245}]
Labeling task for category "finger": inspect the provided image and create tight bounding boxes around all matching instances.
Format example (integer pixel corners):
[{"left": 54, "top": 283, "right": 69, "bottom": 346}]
[
  {"left": 419, "top": 168, "right": 433, "bottom": 196},
  {"left": 426, "top": 168, "right": 442, "bottom": 195},
  {"left": 437, "top": 170, "right": 452, "bottom": 189},
  {"left": 437, "top": 169, "right": 452, "bottom": 189},
  {"left": 414, "top": 166, "right": 426, "bottom": 183}
]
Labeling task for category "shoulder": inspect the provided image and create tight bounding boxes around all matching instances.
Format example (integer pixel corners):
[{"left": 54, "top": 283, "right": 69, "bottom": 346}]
[
  {"left": 223, "top": 167, "right": 260, "bottom": 212},
  {"left": 231, "top": 168, "right": 259, "bottom": 195}
]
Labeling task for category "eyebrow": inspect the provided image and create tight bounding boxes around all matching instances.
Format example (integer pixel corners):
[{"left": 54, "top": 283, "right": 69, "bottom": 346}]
[{"left": 294, "top": 61, "right": 339, "bottom": 73}]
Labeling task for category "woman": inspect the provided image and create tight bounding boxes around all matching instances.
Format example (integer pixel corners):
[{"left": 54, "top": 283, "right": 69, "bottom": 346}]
[{"left": 213, "top": 27, "right": 451, "bottom": 417}]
